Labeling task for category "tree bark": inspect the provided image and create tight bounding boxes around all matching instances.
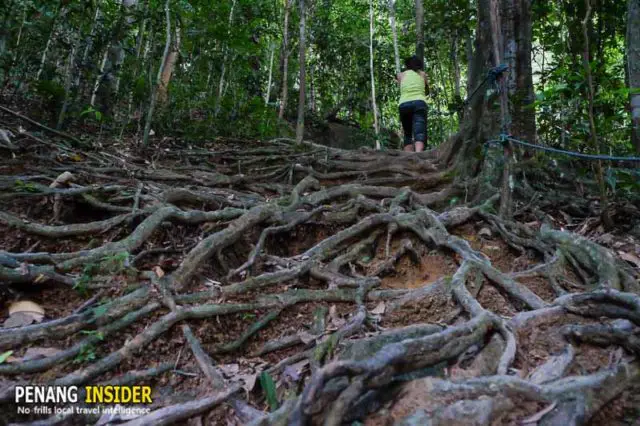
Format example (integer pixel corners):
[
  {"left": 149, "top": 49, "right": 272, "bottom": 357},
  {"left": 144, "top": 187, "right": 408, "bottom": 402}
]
[
  {"left": 295, "top": 0, "right": 307, "bottom": 144},
  {"left": 35, "top": 2, "right": 63, "bottom": 81},
  {"left": 415, "top": 0, "right": 425, "bottom": 63},
  {"left": 444, "top": 0, "right": 501, "bottom": 176},
  {"left": 56, "top": 36, "right": 79, "bottom": 129},
  {"left": 451, "top": 33, "right": 462, "bottom": 121},
  {"left": 214, "top": 0, "right": 237, "bottom": 117},
  {"left": 279, "top": 0, "right": 293, "bottom": 119},
  {"left": 370, "top": 0, "right": 381, "bottom": 150},
  {"left": 445, "top": 0, "right": 536, "bottom": 195},
  {"left": 503, "top": 0, "right": 535, "bottom": 144},
  {"left": 158, "top": 18, "right": 181, "bottom": 104},
  {"left": 389, "top": 0, "right": 401, "bottom": 74},
  {"left": 582, "top": 0, "right": 612, "bottom": 229},
  {"left": 265, "top": 44, "right": 275, "bottom": 105},
  {"left": 628, "top": 0, "right": 640, "bottom": 152},
  {"left": 142, "top": 0, "right": 171, "bottom": 146}
]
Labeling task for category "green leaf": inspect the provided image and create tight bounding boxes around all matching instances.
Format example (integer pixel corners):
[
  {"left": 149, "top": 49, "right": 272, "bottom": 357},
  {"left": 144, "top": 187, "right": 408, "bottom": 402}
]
[
  {"left": 91, "top": 305, "right": 109, "bottom": 319},
  {"left": 0, "top": 351, "right": 13, "bottom": 364},
  {"left": 259, "top": 371, "right": 279, "bottom": 411}
]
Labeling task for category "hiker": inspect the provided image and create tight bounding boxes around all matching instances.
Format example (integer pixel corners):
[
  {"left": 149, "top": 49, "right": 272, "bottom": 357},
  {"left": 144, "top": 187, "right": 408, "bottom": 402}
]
[{"left": 397, "top": 55, "right": 429, "bottom": 152}]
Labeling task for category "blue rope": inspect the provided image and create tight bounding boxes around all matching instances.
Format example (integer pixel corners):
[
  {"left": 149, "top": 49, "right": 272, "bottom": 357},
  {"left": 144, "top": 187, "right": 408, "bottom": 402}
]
[{"left": 485, "top": 135, "right": 640, "bottom": 162}]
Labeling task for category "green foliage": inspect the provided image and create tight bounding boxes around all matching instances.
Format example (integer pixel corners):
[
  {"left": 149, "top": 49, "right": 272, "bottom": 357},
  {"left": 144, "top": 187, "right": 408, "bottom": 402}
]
[
  {"left": 80, "top": 106, "right": 103, "bottom": 122},
  {"left": 75, "top": 251, "right": 134, "bottom": 295},
  {"left": 0, "top": 351, "right": 14, "bottom": 365},
  {"left": 259, "top": 371, "right": 279, "bottom": 411},
  {"left": 74, "top": 343, "right": 98, "bottom": 364},
  {"left": 13, "top": 180, "right": 39, "bottom": 193}
]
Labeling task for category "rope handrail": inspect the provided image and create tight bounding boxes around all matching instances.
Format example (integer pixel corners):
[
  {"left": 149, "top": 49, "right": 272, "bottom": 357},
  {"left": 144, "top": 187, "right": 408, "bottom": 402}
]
[{"left": 485, "top": 135, "right": 640, "bottom": 162}]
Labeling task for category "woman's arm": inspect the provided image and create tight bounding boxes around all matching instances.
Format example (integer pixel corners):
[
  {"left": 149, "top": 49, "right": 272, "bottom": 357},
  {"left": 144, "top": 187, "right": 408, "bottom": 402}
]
[
  {"left": 420, "top": 71, "right": 429, "bottom": 94},
  {"left": 396, "top": 72, "right": 403, "bottom": 84}
]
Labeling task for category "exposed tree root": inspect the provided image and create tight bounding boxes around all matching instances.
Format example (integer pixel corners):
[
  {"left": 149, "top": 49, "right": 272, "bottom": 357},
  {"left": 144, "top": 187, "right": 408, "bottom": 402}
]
[{"left": 0, "top": 136, "right": 638, "bottom": 425}]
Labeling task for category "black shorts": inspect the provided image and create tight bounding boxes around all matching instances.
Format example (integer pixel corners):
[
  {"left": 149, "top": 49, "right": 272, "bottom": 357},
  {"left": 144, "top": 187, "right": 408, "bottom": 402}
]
[{"left": 399, "top": 100, "right": 427, "bottom": 145}]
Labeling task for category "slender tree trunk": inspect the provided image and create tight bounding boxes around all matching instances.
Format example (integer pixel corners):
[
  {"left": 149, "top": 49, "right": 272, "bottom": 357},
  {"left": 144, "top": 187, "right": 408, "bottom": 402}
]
[
  {"left": 452, "top": 33, "right": 462, "bottom": 121},
  {"left": 2, "top": 5, "right": 26, "bottom": 89},
  {"left": 628, "top": 0, "right": 640, "bottom": 152},
  {"left": 279, "top": 0, "right": 293, "bottom": 119},
  {"left": 309, "top": 61, "right": 316, "bottom": 113},
  {"left": 36, "top": 2, "right": 63, "bottom": 81},
  {"left": 582, "top": 0, "right": 612, "bottom": 229},
  {"left": 143, "top": 0, "right": 171, "bottom": 146},
  {"left": 388, "top": 0, "right": 401, "bottom": 74},
  {"left": 90, "top": 49, "right": 109, "bottom": 107},
  {"left": 120, "top": 0, "right": 149, "bottom": 139},
  {"left": 295, "top": 0, "right": 307, "bottom": 144},
  {"left": 370, "top": 0, "right": 381, "bottom": 150},
  {"left": 415, "top": 0, "right": 424, "bottom": 63},
  {"left": 56, "top": 37, "right": 79, "bottom": 129},
  {"left": 265, "top": 44, "right": 275, "bottom": 105},
  {"left": 158, "top": 18, "right": 181, "bottom": 104},
  {"left": 465, "top": 31, "right": 473, "bottom": 94},
  {"left": 214, "top": 0, "right": 237, "bottom": 117}
]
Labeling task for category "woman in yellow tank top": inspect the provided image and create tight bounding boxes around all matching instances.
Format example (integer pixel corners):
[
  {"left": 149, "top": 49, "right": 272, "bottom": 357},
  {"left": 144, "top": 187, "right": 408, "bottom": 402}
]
[{"left": 397, "top": 56, "right": 429, "bottom": 152}]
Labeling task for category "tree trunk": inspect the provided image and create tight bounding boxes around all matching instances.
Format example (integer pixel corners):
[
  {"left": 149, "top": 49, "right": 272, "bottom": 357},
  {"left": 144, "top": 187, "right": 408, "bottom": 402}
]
[
  {"left": 451, "top": 33, "right": 462, "bottom": 121},
  {"left": 265, "top": 44, "right": 275, "bottom": 105},
  {"left": 295, "top": 0, "right": 307, "bottom": 144},
  {"left": 628, "top": 0, "right": 640, "bottom": 152},
  {"left": 158, "top": 18, "right": 181, "bottom": 104},
  {"left": 142, "top": 0, "right": 171, "bottom": 146},
  {"left": 582, "top": 0, "right": 612, "bottom": 229},
  {"left": 389, "top": 0, "right": 401, "bottom": 74},
  {"left": 443, "top": 0, "right": 501, "bottom": 175},
  {"left": 56, "top": 37, "right": 79, "bottom": 129},
  {"left": 214, "top": 0, "right": 237, "bottom": 118},
  {"left": 370, "top": 0, "right": 381, "bottom": 150},
  {"left": 91, "top": 0, "right": 138, "bottom": 112},
  {"left": 279, "top": 0, "right": 293, "bottom": 119},
  {"left": 310, "top": 61, "right": 316, "bottom": 113},
  {"left": 503, "top": 0, "right": 535, "bottom": 144},
  {"left": 415, "top": 0, "right": 425, "bottom": 63},
  {"left": 2, "top": 4, "right": 26, "bottom": 90},
  {"left": 444, "top": 0, "right": 536, "bottom": 201},
  {"left": 36, "top": 2, "right": 63, "bottom": 81}
]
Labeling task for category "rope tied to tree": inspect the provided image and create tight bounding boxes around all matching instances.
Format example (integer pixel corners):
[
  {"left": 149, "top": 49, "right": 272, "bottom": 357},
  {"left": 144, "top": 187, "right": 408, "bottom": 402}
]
[{"left": 485, "top": 135, "right": 640, "bottom": 162}]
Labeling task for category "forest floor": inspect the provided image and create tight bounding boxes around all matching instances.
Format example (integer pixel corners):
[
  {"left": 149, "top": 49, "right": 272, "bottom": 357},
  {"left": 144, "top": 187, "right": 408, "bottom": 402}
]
[{"left": 1, "top": 107, "right": 640, "bottom": 426}]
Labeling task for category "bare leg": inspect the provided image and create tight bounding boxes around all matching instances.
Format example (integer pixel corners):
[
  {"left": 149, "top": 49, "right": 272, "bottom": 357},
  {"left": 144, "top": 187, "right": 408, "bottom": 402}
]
[
  {"left": 415, "top": 141, "right": 425, "bottom": 152},
  {"left": 404, "top": 144, "right": 415, "bottom": 152}
]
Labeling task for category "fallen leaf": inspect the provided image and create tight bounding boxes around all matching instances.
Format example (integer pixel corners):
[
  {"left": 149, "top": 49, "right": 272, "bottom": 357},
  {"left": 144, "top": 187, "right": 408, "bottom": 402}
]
[
  {"left": 618, "top": 251, "right": 640, "bottom": 268},
  {"left": 4, "top": 301, "right": 45, "bottom": 329},
  {"left": 49, "top": 171, "right": 74, "bottom": 188},
  {"left": 370, "top": 302, "right": 386, "bottom": 315},
  {"left": 3, "top": 312, "right": 37, "bottom": 328},
  {"left": 239, "top": 373, "right": 258, "bottom": 393},
  {"left": 478, "top": 227, "right": 492, "bottom": 238},
  {"left": 9, "top": 300, "right": 45, "bottom": 321},
  {"left": 153, "top": 266, "right": 165, "bottom": 278},
  {"left": 218, "top": 363, "right": 240, "bottom": 377}
]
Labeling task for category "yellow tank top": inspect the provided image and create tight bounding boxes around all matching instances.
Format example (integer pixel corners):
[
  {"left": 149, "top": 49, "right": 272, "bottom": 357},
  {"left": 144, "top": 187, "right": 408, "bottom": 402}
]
[{"left": 399, "top": 71, "right": 427, "bottom": 105}]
